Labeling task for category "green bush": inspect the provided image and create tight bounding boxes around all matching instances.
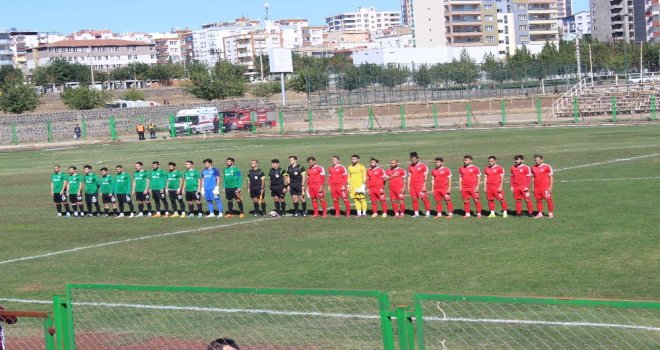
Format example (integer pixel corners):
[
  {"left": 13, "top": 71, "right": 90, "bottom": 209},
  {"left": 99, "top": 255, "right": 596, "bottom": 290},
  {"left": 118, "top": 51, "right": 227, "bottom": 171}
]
[
  {"left": 122, "top": 88, "right": 146, "bottom": 101},
  {"left": 60, "top": 87, "right": 111, "bottom": 110},
  {"left": 251, "top": 81, "right": 281, "bottom": 98},
  {"left": 0, "top": 84, "right": 40, "bottom": 114}
]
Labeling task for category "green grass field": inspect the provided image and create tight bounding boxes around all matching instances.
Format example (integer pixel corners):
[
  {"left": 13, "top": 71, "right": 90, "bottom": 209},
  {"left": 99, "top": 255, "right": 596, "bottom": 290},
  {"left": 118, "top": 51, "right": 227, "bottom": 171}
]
[{"left": 1, "top": 124, "right": 659, "bottom": 308}]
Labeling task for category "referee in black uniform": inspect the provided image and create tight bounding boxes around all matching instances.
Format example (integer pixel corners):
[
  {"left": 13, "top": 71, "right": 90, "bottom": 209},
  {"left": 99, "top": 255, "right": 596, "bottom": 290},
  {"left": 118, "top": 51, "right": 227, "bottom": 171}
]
[
  {"left": 247, "top": 160, "right": 266, "bottom": 216},
  {"left": 287, "top": 156, "right": 307, "bottom": 216},
  {"left": 268, "top": 159, "right": 288, "bottom": 216}
]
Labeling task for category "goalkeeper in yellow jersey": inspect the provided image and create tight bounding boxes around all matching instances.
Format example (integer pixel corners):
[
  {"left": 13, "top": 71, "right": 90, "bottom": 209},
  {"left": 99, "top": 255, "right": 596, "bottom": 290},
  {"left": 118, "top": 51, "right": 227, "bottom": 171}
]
[{"left": 347, "top": 155, "right": 368, "bottom": 217}]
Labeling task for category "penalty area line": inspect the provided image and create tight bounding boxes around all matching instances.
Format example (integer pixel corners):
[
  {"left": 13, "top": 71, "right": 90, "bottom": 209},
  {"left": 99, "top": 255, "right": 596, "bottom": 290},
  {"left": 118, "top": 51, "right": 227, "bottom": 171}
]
[
  {"left": 555, "top": 154, "right": 659, "bottom": 172},
  {"left": 0, "top": 218, "right": 267, "bottom": 266},
  {"left": 559, "top": 176, "right": 660, "bottom": 183}
]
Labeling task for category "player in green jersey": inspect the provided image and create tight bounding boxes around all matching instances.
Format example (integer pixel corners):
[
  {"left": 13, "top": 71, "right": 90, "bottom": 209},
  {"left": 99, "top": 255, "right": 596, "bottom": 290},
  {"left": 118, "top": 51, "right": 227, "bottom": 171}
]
[
  {"left": 50, "top": 164, "right": 71, "bottom": 217},
  {"left": 223, "top": 157, "right": 244, "bottom": 218},
  {"left": 67, "top": 166, "right": 83, "bottom": 217},
  {"left": 99, "top": 167, "right": 118, "bottom": 216},
  {"left": 166, "top": 162, "right": 185, "bottom": 217},
  {"left": 150, "top": 161, "right": 169, "bottom": 217},
  {"left": 114, "top": 165, "right": 135, "bottom": 218},
  {"left": 184, "top": 160, "right": 203, "bottom": 217},
  {"left": 83, "top": 165, "right": 101, "bottom": 216},
  {"left": 133, "top": 162, "right": 152, "bottom": 217}
]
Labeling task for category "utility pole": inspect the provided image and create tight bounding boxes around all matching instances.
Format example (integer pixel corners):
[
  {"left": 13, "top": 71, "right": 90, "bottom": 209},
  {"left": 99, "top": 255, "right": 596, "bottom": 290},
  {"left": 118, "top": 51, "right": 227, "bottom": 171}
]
[
  {"left": 89, "top": 45, "right": 95, "bottom": 89},
  {"left": 576, "top": 37, "right": 582, "bottom": 80},
  {"left": 623, "top": 1, "right": 630, "bottom": 79},
  {"left": 589, "top": 44, "right": 594, "bottom": 86}
]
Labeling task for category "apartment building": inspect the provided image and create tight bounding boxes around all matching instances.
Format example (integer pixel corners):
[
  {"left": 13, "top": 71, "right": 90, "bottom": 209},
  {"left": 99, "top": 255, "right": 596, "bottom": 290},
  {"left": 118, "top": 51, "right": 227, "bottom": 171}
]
[
  {"left": 326, "top": 7, "right": 401, "bottom": 33},
  {"left": 591, "top": 0, "right": 647, "bottom": 42},
  {"left": 27, "top": 39, "right": 156, "bottom": 71},
  {"left": 649, "top": 0, "right": 660, "bottom": 42},
  {"left": 557, "top": 0, "right": 574, "bottom": 18},
  {"left": 560, "top": 11, "right": 592, "bottom": 40},
  {"left": 445, "top": 0, "right": 498, "bottom": 46},
  {"left": 302, "top": 26, "right": 325, "bottom": 47},
  {"left": 509, "top": 0, "right": 560, "bottom": 46},
  {"left": 0, "top": 29, "right": 12, "bottom": 66}
]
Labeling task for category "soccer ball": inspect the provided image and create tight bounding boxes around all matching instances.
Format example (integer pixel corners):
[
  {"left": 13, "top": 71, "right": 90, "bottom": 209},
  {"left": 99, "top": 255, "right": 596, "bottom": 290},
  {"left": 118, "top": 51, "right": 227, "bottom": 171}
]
[{"left": 268, "top": 211, "right": 279, "bottom": 218}]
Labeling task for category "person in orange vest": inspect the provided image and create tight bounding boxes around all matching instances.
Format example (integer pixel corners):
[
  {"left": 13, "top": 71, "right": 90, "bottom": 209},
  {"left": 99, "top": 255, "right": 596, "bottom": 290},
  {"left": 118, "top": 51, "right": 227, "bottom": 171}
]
[{"left": 136, "top": 123, "right": 145, "bottom": 140}]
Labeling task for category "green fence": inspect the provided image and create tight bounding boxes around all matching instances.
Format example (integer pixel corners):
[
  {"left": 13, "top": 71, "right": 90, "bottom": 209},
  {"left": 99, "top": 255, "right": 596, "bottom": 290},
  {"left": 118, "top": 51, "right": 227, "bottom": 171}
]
[
  {"left": 0, "top": 301, "right": 55, "bottom": 350},
  {"left": 414, "top": 294, "right": 660, "bottom": 350},
  {"left": 62, "top": 284, "right": 394, "bottom": 350}
]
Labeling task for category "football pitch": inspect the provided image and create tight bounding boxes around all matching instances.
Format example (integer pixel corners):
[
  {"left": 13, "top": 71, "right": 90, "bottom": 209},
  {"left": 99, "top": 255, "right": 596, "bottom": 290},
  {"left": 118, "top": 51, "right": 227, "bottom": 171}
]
[{"left": 0, "top": 124, "right": 659, "bottom": 307}]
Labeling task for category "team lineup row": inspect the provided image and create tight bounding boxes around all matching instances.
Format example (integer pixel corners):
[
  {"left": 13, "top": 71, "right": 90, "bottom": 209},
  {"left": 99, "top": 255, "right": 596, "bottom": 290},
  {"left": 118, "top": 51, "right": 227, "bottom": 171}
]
[{"left": 49, "top": 152, "right": 555, "bottom": 219}]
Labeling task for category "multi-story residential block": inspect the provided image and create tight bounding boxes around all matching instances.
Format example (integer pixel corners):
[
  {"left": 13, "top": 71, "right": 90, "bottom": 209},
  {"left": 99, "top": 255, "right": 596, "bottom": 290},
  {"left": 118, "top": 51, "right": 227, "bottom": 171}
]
[
  {"left": 326, "top": 7, "right": 401, "bottom": 33},
  {"left": 27, "top": 39, "right": 156, "bottom": 71},
  {"left": 560, "top": 11, "right": 591, "bottom": 40},
  {"left": 557, "top": 0, "right": 574, "bottom": 18},
  {"left": 0, "top": 29, "right": 13, "bottom": 66},
  {"left": 497, "top": 13, "right": 517, "bottom": 56},
  {"left": 408, "top": 0, "right": 447, "bottom": 46},
  {"left": 401, "top": 0, "right": 413, "bottom": 26},
  {"left": 591, "top": 0, "right": 647, "bottom": 42},
  {"left": 510, "top": 0, "right": 560, "bottom": 46},
  {"left": 302, "top": 26, "right": 325, "bottom": 47},
  {"left": 373, "top": 27, "right": 414, "bottom": 49},
  {"left": 648, "top": 0, "right": 660, "bottom": 42}
]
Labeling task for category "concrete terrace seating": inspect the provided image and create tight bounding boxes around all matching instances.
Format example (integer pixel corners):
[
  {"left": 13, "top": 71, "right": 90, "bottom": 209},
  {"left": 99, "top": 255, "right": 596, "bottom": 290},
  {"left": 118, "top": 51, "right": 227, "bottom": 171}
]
[{"left": 554, "top": 82, "right": 658, "bottom": 118}]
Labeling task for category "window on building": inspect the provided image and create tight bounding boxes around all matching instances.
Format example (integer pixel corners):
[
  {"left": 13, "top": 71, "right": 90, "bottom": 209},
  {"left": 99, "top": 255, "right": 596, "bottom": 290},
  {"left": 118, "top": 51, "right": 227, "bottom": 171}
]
[
  {"left": 485, "top": 25, "right": 494, "bottom": 32},
  {"left": 486, "top": 36, "right": 495, "bottom": 43},
  {"left": 518, "top": 25, "right": 528, "bottom": 31}
]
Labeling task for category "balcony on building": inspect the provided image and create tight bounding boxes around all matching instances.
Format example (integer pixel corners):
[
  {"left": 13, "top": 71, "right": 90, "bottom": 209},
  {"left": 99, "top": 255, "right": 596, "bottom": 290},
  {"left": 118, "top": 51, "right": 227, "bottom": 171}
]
[{"left": 446, "top": 15, "right": 482, "bottom": 24}]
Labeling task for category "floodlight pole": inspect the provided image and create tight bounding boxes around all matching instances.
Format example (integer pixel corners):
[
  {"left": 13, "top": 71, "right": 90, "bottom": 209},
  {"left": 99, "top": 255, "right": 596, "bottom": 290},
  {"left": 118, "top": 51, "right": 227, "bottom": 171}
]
[{"left": 280, "top": 72, "right": 286, "bottom": 106}]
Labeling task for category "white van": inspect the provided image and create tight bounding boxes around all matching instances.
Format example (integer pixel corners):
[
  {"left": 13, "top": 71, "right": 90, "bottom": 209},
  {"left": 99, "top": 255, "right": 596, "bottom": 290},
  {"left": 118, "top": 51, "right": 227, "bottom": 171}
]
[{"left": 172, "top": 107, "right": 218, "bottom": 135}]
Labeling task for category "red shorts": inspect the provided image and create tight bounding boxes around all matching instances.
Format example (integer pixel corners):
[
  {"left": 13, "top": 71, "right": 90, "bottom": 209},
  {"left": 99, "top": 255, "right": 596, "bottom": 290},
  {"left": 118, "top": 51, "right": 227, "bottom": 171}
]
[
  {"left": 308, "top": 185, "right": 324, "bottom": 199},
  {"left": 461, "top": 188, "right": 479, "bottom": 200},
  {"left": 330, "top": 185, "right": 347, "bottom": 199},
  {"left": 409, "top": 185, "right": 428, "bottom": 199},
  {"left": 433, "top": 189, "right": 451, "bottom": 202},
  {"left": 534, "top": 187, "right": 552, "bottom": 200},
  {"left": 389, "top": 187, "right": 405, "bottom": 201},
  {"left": 512, "top": 187, "right": 531, "bottom": 200},
  {"left": 486, "top": 188, "right": 505, "bottom": 201},
  {"left": 369, "top": 187, "right": 386, "bottom": 202}
]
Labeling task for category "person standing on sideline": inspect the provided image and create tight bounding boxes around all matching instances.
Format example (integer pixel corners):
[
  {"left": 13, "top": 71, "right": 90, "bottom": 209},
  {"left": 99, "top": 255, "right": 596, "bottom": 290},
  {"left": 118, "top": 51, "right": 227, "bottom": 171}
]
[
  {"left": 67, "top": 166, "right": 83, "bottom": 217},
  {"left": 166, "top": 162, "right": 185, "bottom": 217},
  {"left": 149, "top": 161, "right": 168, "bottom": 217},
  {"left": 136, "top": 123, "right": 145, "bottom": 140},
  {"left": 74, "top": 124, "right": 82, "bottom": 140},
  {"left": 248, "top": 160, "right": 266, "bottom": 216},
  {"left": 306, "top": 156, "right": 327, "bottom": 217},
  {"left": 223, "top": 158, "right": 244, "bottom": 217},
  {"left": 51, "top": 164, "right": 70, "bottom": 217},
  {"left": 483, "top": 156, "right": 508, "bottom": 218},
  {"left": 328, "top": 156, "right": 351, "bottom": 217},
  {"left": 287, "top": 156, "right": 307, "bottom": 216},
  {"left": 385, "top": 159, "right": 407, "bottom": 218},
  {"left": 407, "top": 152, "right": 432, "bottom": 218},
  {"left": 268, "top": 159, "right": 288, "bottom": 216},
  {"left": 510, "top": 155, "right": 534, "bottom": 217},
  {"left": 459, "top": 155, "right": 482, "bottom": 218},
  {"left": 148, "top": 122, "right": 157, "bottom": 139},
  {"left": 133, "top": 162, "right": 152, "bottom": 217},
  {"left": 366, "top": 158, "right": 388, "bottom": 218},
  {"left": 431, "top": 157, "right": 454, "bottom": 218},
  {"left": 114, "top": 165, "right": 135, "bottom": 217},
  {"left": 183, "top": 160, "right": 203, "bottom": 218},
  {"left": 202, "top": 159, "right": 223, "bottom": 217},
  {"left": 347, "top": 155, "right": 368, "bottom": 217},
  {"left": 83, "top": 165, "right": 101, "bottom": 216},
  {"left": 531, "top": 154, "right": 554, "bottom": 218}
]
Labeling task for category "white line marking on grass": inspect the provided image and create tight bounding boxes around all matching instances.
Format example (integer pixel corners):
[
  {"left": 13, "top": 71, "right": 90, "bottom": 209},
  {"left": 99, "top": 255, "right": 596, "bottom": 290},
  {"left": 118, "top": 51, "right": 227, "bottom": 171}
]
[
  {"left": 559, "top": 176, "right": 660, "bottom": 183},
  {"left": 3, "top": 298, "right": 657, "bottom": 332},
  {"left": 0, "top": 219, "right": 267, "bottom": 266},
  {"left": 555, "top": 154, "right": 659, "bottom": 172},
  {"left": 0, "top": 298, "right": 52, "bottom": 304}
]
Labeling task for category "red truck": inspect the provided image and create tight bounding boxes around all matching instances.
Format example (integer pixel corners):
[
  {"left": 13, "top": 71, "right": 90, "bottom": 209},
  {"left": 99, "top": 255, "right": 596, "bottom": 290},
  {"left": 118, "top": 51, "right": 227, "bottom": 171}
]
[{"left": 221, "top": 109, "right": 277, "bottom": 132}]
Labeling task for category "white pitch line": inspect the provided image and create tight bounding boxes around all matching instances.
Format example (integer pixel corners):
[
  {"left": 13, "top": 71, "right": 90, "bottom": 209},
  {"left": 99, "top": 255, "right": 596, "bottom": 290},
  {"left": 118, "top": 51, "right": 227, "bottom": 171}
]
[
  {"left": 559, "top": 176, "right": 660, "bottom": 183},
  {"left": 554, "top": 154, "right": 659, "bottom": 172},
  {"left": 2, "top": 298, "right": 657, "bottom": 332},
  {"left": 0, "top": 219, "right": 267, "bottom": 266}
]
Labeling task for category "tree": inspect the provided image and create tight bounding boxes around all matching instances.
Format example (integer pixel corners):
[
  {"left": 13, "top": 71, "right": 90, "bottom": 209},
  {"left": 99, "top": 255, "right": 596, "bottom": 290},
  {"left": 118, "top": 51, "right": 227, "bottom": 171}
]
[
  {"left": 288, "top": 67, "right": 329, "bottom": 98},
  {"left": 0, "top": 84, "right": 40, "bottom": 114},
  {"left": 339, "top": 65, "right": 368, "bottom": 93},
  {"left": 413, "top": 64, "right": 433, "bottom": 88},
  {"left": 60, "top": 87, "right": 111, "bottom": 110},
  {"left": 122, "top": 88, "right": 145, "bottom": 101},
  {"left": 0, "top": 66, "right": 23, "bottom": 85},
  {"left": 250, "top": 81, "right": 281, "bottom": 98},
  {"left": 184, "top": 61, "right": 246, "bottom": 100},
  {"left": 149, "top": 63, "right": 185, "bottom": 85},
  {"left": 482, "top": 52, "right": 507, "bottom": 83},
  {"left": 381, "top": 66, "right": 410, "bottom": 89},
  {"left": 449, "top": 49, "right": 479, "bottom": 86}
]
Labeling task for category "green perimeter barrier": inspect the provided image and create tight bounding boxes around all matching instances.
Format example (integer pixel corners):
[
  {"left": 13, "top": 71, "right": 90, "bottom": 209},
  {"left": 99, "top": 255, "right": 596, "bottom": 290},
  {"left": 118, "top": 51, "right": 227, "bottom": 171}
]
[
  {"left": 46, "top": 121, "right": 53, "bottom": 142},
  {"left": 11, "top": 124, "right": 18, "bottom": 144},
  {"left": 0, "top": 306, "right": 56, "bottom": 350},
  {"left": 168, "top": 114, "right": 176, "bottom": 138},
  {"left": 573, "top": 96, "right": 580, "bottom": 123},
  {"left": 651, "top": 95, "right": 657, "bottom": 121},
  {"left": 307, "top": 110, "right": 314, "bottom": 133},
  {"left": 399, "top": 104, "right": 406, "bottom": 129},
  {"left": 414, "top": 293, "right": 660, "bottom": 350},
  {"left": 536, "top": 98, "right": 542, "bottom": 124},
  {"left": 278, "top": 111, "right": 284, "bottom": 135},
  {"left": 612, "top": 96, "right": 618, "bottom": 122},
  {"left": 109, "top": 116, "right": 118, "bottom": 141},
  {"left": 368, "top": 106, "right": 375, "bottom": 130},
  {"left": 81, "top": 118, "right": 87, "bottom": 140},
  {"left": 466, "top": 102, "right": 472, "bottom": 128},
  {"left": 250, "top": 111, "right": 257, "bottom": 134},
  {"left": 500, "top": 100, "right": 506, "bottom": 126},
  {"left": 432, "top": 104, "right": 439, "bottom": 128},
  {"left": 338, "top": 108, "right": 345, "bottom": 132},
  {"left": 64, "top": 284, "right": 396, "bottom": 350}
]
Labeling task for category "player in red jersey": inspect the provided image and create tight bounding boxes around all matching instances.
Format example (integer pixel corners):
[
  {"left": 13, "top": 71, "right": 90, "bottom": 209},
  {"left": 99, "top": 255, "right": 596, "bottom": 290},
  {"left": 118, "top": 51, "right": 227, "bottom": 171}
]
[
  {"left": 305, "top": 156, "right": 327, "bottom": 217},
  {"left": 328, "top": 156, "right": 351, "bottom": 217},
  {"left": 431, "top": 157, "right": 453, "bottom": 218},
  {"left": 366, "top": 158, "right": 388, "bottom": 218},
  {"left": 531, "top": 154, "right": 554, "bottom": 218},
  {"left": 385, "top": 159, "right": 407, "bottom": 218},
  {"left": 407, "top": 152, "right": 431, "bottom": 218},
  {"left": 510, "top": 154, "right": 534, "bottom": 216},
  {"left": 483, "top": 156, "right": 508, "bottom": 218},
  {"left": 458, "top": 155, "right": 482, "bottom": 218}
]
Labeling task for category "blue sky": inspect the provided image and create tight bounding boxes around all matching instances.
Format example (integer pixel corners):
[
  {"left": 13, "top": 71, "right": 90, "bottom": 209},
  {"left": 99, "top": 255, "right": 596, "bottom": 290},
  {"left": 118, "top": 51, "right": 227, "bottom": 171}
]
[{"left": 1, "top": 0, "right": 588, "bottom": 34}]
